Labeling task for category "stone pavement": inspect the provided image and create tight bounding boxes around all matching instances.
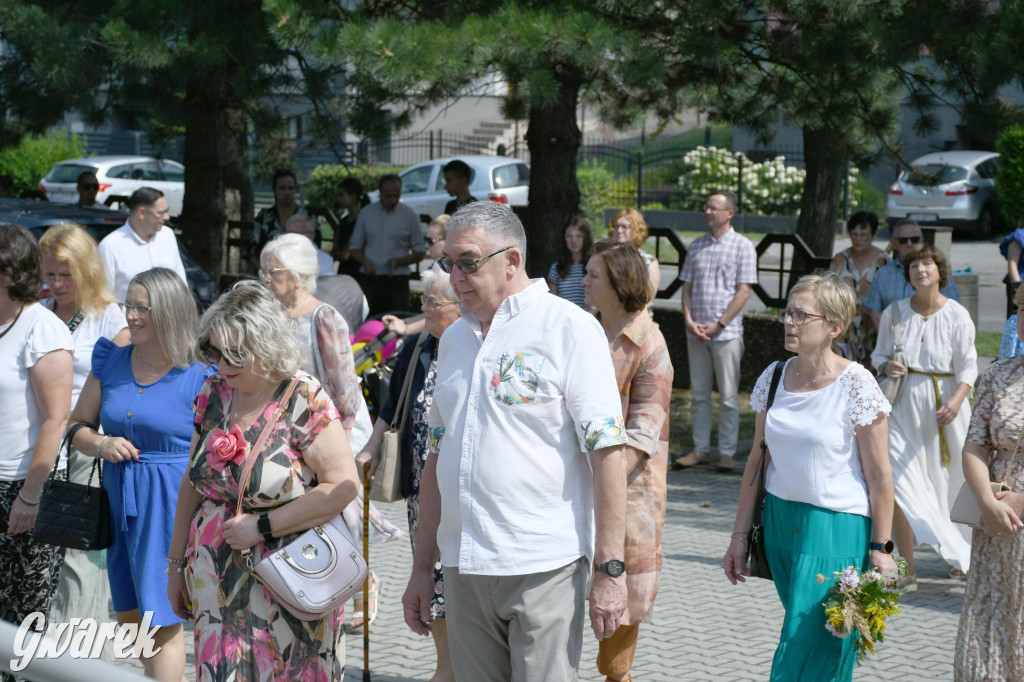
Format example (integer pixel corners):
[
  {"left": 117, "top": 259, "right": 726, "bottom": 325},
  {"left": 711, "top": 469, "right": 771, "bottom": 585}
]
[{"left": 111, "top": 463, "right": 963, "bottom": 681}]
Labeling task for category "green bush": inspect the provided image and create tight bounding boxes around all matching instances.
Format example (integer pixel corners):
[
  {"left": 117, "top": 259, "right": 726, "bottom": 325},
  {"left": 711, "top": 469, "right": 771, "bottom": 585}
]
[
  {"left": 305, "top": 164, "right": 405, "bottom": 209},
  {"left": 576, "top": 159, "right": 614, "bottom": 224},
  {"left": 996, "top": 125, "right": 1024, "bottom": 228},
  {"left": 0, "top": 131, "right": 86, "bottom": 197}
]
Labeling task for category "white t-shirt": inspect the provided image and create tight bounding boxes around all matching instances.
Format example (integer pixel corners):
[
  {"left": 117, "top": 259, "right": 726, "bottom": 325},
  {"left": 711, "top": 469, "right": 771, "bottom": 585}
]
[
  {"left": 751, "top": 359, "right": 891, "bottom": 516},
  {"left": 0, "top": 304, "right": 74, "bottom": 480},
  {"left": 98, "top": 221, "right": 188, "bottom": 300},
  {"left": 41, "top": 301, "right": 127, "bottom": 407},
  {"left": 315, "top": 248, "right": 336, "bottom": 277},
  {"left": 428, "top": 279, "right": 628, "bottom": 575}
]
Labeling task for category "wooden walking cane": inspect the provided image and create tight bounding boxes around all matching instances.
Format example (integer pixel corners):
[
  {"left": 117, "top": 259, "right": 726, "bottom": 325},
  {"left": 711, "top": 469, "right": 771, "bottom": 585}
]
[{"left": 362, "top": 460, "right": 372, "bottom": 681}]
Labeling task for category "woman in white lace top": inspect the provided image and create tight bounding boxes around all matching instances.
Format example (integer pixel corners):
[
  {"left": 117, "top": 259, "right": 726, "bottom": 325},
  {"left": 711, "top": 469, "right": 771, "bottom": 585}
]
[{"left": 724, "top": 272, "right": 896, "bottom": 682}]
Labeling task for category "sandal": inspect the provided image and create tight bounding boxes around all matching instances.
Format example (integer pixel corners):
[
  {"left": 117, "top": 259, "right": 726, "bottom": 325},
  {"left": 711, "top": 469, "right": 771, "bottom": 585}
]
[
  {"left": 947, "top": 565, "right": 967, "bottom": 580},
  {"left": 903, "top": 574, "right": 918, "bottom": 593},
  {"left": 348, "top": 571, "right": 381, "bottom": 630}
]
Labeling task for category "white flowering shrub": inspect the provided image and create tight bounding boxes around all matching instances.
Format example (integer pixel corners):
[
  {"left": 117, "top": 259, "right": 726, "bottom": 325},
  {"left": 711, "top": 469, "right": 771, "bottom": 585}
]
[{"left": 674, "top": 146, "right": 861, "bottom": 216}]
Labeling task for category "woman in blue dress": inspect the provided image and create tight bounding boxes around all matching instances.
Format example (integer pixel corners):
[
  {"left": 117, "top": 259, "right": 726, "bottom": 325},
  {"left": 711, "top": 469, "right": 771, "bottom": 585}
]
[{"left": 71, "top": 267, "right": 214, "bottom": 682}]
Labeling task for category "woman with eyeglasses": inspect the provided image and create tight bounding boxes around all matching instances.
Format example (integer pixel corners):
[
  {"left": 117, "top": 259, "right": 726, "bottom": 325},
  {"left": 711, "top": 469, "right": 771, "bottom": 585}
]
[
  {"left": 69, "top": 267, "right": 213, "bottom": 682},
  {"left": 546, "top": 216, "right": 593, "bottom": 309},
  {"left": 260, "top": 233, "right": 401, "bottom": 623},
  {"left": 725, "top": 271, "right": 896, "bottom": 682},
  {"left": 38, "top": 223, "right": 128, "bottom": 656},
  {"left": 872, "top": 244, "right": 976, "bottom": 583},
  {"left": 609, "top": 209, "right": 660, "bottom": 307},
  {"left": 357, "top": 262, "right": 460, "bottom": 681},
  {"left": 830, "top": 211, "right": 888, "bottom": 366},
  {"left": 583, "top": 240, "right": 673, "bottom": 682},
  {"left": 0, "top": 224, "right": 73, "bottom": 663},
  {"left": 166, "top": 280, "right": 360, "bottom": 681},
  {"left": 383, "top": 214, "right": 450, "bottom": 338}
]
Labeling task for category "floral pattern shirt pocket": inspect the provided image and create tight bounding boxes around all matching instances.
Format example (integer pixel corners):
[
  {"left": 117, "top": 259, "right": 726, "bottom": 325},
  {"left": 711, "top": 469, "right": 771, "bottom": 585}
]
[{"left": 488, "top": 351, "right": 546, "bottom": 406}]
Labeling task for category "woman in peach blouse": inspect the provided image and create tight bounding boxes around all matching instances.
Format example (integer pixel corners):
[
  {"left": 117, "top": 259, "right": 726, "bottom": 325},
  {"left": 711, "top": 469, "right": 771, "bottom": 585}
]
[{"left": 583, "top": 239, "right": 673, "bottom": 682}]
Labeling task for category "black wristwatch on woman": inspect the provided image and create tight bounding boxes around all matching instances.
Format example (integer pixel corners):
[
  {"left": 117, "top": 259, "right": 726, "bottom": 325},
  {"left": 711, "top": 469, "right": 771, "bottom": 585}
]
[
  {"left": 870, "top": 539, "right": 894, "bottom": 554},
  {"left": 257, "top": 512, "right": 275, "bottom": 544}
]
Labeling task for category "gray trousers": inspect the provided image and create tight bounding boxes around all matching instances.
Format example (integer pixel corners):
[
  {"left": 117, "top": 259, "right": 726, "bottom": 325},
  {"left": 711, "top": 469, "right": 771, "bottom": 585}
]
[
  {"left": 444, "top": 556, "right": 589, "bottom": 682},
  {"left": 687, "top": 335, "right": 744, "bottom": 456}
]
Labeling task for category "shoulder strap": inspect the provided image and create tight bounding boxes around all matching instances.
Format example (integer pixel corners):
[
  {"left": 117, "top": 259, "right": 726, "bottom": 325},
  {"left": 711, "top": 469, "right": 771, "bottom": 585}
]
[
  {"left": 391, "top": 335, "right": 427, "bottom": 431},
  {"left": 234, "top": 375, "right": 302, "bottom": 519},
  {"left": 765, "top": 360, "right": 784, "bottom": 411},
  {"left": 750, "top": 361, "right": 785, "bottom": 491}
]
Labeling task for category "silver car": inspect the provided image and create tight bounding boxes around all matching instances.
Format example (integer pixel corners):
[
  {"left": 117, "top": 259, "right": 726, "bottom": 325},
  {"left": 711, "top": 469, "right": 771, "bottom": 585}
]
[
  {"left": 885, "top": 150, "right": 1000, "bottom": 238},
  {"left": 369, "top": 155, "right": 530, "bottom": 219},
  {"left": 39, "top": 155, "right": 186, "bottom": 217}
]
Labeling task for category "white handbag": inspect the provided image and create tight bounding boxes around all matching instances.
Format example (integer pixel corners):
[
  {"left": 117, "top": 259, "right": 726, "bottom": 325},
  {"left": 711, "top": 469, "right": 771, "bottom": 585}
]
[
  {"left": 950, "top": 428, "right": 1024, "bottom": 528},
  {"left": 236, "top": 376, "right": 368, "bottom": 621}
]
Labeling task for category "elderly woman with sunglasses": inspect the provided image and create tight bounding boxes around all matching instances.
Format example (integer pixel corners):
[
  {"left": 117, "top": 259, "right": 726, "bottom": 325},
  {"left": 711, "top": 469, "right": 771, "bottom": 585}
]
[
  {"left": 70, "top": 267, "right": 214, "bottom": 682},
  {"left": 872, "top": 244, "right": 976, "bottom": 583},
  {"left": 725, "top": 272, "right": 896, "bottom": 682},
  {"left": 167, "top": 281, "right": 360, "bottom": 681},
  {"left": 357, "top": 262, "right": 460, "bottom": 681}
]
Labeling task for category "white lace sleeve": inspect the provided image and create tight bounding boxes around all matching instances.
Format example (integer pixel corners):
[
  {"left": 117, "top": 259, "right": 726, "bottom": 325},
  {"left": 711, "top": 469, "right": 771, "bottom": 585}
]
[
  {"left": 749, "top": 362, "right": 780, "bottom": 412},
  {"left": 842, "top": 364, "right": 891, "bottom": 427}
]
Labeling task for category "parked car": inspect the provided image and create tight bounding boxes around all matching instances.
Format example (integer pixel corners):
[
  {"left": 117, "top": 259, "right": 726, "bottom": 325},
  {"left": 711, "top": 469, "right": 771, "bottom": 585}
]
[
  {"left": 885, "top": 150, "right": 1000, "bottom": 238},
  {"left": 367, "top": 155, "right": 530, "bottom": 219},
  {"left": 0, "top": 197, "right": 214, "bottom": 307},
  {"left": 39, "top": 155, "right": 186, "bottom": 217}
]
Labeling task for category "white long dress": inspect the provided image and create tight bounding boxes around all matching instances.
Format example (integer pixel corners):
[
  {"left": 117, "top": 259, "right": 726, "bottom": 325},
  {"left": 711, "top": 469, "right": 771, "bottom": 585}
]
[{"left": 872, "top": 298, "right": 977, "bottom": 571}]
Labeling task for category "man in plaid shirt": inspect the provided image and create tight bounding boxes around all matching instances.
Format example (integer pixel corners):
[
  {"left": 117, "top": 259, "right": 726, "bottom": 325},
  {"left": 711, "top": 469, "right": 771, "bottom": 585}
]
[{"left": 674, "top": 191, "right": 758, "bottom": 471}]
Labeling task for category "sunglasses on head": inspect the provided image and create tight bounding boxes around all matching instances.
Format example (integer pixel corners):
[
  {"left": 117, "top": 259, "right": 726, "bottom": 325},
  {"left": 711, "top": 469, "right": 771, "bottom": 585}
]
[{"left": 896, "top": 236, "right": 922, "bottom": 245}]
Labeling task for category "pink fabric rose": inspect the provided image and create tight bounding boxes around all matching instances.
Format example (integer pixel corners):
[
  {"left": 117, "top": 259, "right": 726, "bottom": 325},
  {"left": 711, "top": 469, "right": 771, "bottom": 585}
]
[
  {"left": 206, "top": 423, "right": 248, "bottom": 472},
  {"left": 491, "top": 373, "right": 500, "bottom": 387}
]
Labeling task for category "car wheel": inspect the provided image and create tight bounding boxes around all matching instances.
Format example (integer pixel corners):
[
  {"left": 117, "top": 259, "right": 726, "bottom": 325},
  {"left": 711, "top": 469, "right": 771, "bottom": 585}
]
[{"left": 974, "top": 207, "right": 994, "bottom": 239}]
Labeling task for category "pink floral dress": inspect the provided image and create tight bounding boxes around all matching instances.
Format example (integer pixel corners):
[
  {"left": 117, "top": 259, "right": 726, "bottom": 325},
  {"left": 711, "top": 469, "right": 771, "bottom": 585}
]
[{"left": 186, "top": 373, "right": 344, "bottom": 682}]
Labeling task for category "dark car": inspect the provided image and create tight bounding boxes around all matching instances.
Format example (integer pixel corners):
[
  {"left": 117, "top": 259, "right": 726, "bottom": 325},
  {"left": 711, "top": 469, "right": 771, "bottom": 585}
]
[{"left": 0, "top": 197, "right": 215, "bottom": 307}]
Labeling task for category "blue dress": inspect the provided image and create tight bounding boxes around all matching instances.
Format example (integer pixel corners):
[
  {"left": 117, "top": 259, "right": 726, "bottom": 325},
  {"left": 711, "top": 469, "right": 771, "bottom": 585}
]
[{"left": 93, "top": 337, "right": 214, "bottom": 625}]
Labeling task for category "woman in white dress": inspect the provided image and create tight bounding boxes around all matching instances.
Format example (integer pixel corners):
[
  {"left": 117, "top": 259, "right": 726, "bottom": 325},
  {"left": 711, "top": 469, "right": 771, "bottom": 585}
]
[
  {"left": 872, "top": 243, "right": 976, "bottom": 580},
  {"left": 39, "top": 223, "right": 128, "bottom": 655}
]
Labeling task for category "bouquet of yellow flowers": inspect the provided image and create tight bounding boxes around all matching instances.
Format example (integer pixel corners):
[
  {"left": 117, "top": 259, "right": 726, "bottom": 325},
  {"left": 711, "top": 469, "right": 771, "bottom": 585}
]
[{"left": 818, "top": 557, "right": 909, "bottom": 662}]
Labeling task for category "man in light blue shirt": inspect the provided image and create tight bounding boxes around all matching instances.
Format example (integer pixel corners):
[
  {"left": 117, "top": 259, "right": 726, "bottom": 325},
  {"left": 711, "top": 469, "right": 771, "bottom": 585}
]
[{"left": 864, "top": 220, "right": 959, "bottom": 330}]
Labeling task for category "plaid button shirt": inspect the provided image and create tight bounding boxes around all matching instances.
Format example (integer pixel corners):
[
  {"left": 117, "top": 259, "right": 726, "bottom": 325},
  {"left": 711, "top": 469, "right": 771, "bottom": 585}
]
[
  {"left": 863, "top": 258, "right": 960, "bottom": 314},
  {"left": 679, "top": 228, "right": 758, "bottom": 341}
]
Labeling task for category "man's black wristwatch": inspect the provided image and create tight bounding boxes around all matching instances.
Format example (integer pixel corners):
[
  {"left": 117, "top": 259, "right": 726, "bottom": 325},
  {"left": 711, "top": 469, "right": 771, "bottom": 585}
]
[
  {"left": 257, "top": 512, "right": 275, "bottom": 544},
  {"left": 869, "top": 539, "right": 894, "bottom": 554},
  {"left": 595, "top": 559, "right": 626, "bottom": 577}
]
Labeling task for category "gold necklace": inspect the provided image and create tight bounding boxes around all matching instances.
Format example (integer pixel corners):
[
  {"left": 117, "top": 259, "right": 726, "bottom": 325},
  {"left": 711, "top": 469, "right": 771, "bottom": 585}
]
[{"left": 133, "top": 346, "right": 172, "bottom": 371}]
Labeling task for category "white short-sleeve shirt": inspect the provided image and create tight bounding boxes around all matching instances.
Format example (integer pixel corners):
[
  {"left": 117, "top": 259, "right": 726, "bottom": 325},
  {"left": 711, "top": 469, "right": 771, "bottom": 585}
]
[
  {"left": 41, "top": 300, "right": 127, "bottom": 406},
  {"left": 751, "top": 359, "right": 891, "bottom": 516},
  {"left": 0, "top": 304, "right": 74, "bottom": 480},
  {"left": 428, "top": 280, "right": 628, "bottom": 575},
  {"left": 98, "top": 221, "right": 188, "bottom": 300}
]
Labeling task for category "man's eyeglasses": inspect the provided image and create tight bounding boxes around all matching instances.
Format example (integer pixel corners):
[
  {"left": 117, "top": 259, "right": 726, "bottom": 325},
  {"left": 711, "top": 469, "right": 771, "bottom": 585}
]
[
  {"left": 202, "top": 344, "right": 243, "bottom": 368},
  {"left": 896, "top": 236, "right": 922, "bottom": 245},
  {"left": 258, "top": 267, "right": 289, "bottom": 281},
  {"left": 424, "top": 236, "right": 443, "bottom": 246},
  {"left": 436, "top": 246, "right": 513, "bottom": 275},
  {"left": 44, "top": 273, "right": 74, "bottom": 284},
  {"left": 123, "top": 303, "right": 153, "bottom": 316},
  {"left": 422, "top": 296, "right": 457, "bottom": 309},
  {"left": 704, "top": 205, "right": 730, "bottom": 212},
  {"left": 777, "top": 309, "right": 826, "bottom": 325}
]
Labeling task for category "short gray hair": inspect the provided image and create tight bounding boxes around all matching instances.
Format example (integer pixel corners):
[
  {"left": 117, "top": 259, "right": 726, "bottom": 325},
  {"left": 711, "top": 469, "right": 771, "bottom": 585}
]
[
  {"left": 285, "top": 213, "right": 315, "bottom": 233},
  {"left": 261, "top": 233, "right": 319, "bottom": 293},
  {"left": 420, "top": 262, "right": 456, "bottom": 302},
  {"left": 445, "top": 201, "right": 527, "bottom": 267},
  {"left": 197, "top": 280, "right": 303, "bottom": 381},
  {"left": 130, "top": 268, "right": 200, "bottom": 368}
]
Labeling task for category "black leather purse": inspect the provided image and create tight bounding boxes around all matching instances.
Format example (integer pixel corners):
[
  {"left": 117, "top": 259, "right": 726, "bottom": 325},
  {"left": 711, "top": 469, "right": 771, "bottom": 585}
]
[
  {"left": 747, "top": 362, "right": 784, "bottom": 581},
  {"left": 31, "top": 423, "right": 113, "bottom": 551}
]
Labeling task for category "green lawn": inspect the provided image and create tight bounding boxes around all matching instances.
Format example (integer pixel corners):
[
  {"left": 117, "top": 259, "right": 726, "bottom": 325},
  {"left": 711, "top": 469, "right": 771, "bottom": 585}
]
[{"left": 976, "top": 331, "right": 1002, "bottom": 358}]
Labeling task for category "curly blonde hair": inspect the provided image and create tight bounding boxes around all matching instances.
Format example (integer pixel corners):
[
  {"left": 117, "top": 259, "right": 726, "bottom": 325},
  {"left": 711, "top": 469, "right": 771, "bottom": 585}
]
[{"left": 608, "top": 208, "right": 649, "bottom": 247}]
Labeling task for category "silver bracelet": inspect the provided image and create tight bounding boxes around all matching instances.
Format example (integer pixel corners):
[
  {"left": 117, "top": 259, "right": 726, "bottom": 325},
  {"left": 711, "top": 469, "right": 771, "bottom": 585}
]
[{"left": 97, "top": 435, "right": 110, "bottom": 457}]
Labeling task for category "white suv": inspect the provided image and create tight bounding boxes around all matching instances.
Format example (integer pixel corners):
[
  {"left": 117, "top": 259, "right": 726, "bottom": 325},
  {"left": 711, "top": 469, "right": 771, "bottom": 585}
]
[{"left": 39, "top": 156, "right": 186, "bottom": 216}]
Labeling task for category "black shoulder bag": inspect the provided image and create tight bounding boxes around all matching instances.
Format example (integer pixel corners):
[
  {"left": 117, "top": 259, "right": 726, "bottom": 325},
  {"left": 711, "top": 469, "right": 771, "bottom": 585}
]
[
  {"left": 747, "top": 361, "right": 784, "bottom": 581},
  {"left": 31, "top": 423, "right": 113, "bottom": 551}
]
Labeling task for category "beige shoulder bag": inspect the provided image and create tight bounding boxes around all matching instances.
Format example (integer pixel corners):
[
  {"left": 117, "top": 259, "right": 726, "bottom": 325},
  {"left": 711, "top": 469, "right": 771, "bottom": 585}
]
[{"left": 951, "top": 427, "right": 1024, "bottom": 528}]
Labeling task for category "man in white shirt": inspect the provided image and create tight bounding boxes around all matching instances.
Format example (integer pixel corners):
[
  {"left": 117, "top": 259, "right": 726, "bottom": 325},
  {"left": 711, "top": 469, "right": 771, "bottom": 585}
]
[
  {"left": 284, "top": 213, "right": 336, "bottom": 276},
  {"left": 400, "top": 201, "right": 628, "bottom": 681},
  {"left": 348, "top": 175, "right": 424, "bottom": 316},
  {"left": 97, "top": 187, "right": 187, "bottom": 300}
]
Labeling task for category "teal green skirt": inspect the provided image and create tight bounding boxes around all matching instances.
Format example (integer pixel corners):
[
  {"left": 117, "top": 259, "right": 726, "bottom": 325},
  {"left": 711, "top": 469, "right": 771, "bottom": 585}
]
[{"left": 764, "top": 493, "right": 871, "bottom": 682}]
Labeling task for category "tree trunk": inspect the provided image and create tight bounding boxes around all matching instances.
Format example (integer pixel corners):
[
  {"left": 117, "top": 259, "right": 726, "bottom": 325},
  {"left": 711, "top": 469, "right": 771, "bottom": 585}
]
[{"left": 523, "top": 66, "right": 583, "bottom": 278}]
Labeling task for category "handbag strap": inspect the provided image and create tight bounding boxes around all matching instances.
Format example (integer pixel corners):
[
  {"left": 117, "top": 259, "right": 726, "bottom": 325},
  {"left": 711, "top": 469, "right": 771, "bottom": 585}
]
[
  {"left": 57, "top": 422, "right": 103, "bottom": 487},
  {"left": 390, "top": 334, "right": 427, "bottom": 432},
  {"left": 233, "top": 375, "right": 302, "bottom": 521},
  {"left": 751, "top": 361, "right": 785, "bottom": 492}
]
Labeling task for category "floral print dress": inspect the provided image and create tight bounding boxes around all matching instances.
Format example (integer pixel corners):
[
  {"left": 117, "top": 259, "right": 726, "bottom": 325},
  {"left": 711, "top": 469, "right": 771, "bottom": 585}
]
[
  {"left": 830, "top": 247, "right": 889, "bottom": 367},
  {"left": 186, "top": 373, "right": 344, "bottom": 682}
]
